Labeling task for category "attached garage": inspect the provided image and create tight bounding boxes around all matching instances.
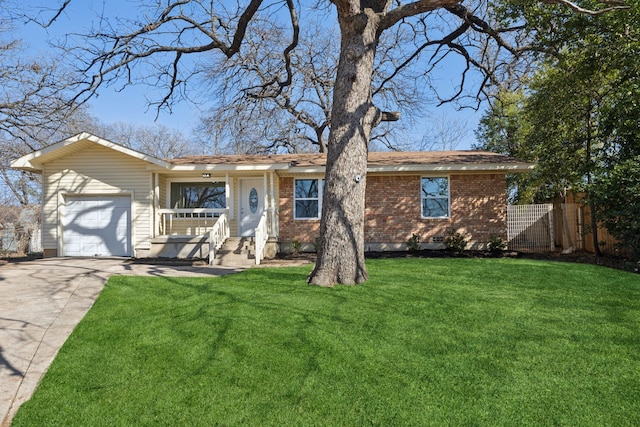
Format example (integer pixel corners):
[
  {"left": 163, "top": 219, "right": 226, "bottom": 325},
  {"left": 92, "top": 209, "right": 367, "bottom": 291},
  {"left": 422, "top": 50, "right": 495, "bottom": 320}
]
[
  {"left": 62, "top": 195, "right": 132, "bottom": 257},
  {"left": 11, "top": 132, "right": 535, "bottom": 260}
]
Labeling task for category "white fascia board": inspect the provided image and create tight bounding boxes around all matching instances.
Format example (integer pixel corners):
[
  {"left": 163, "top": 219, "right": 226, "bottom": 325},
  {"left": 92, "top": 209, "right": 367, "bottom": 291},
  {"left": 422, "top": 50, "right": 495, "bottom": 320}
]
[
  {"left": 9, "top": 157, "right": 41, "bottom": 172},
  {"left": 365, "top": 163, "right": 535, "bottom": 173},
  {"left": 288, "top": 163, "right": 535, "bottom": 174},
  {"left": 287, "top": 166, "right": 327, "bottom": 174},
  {"left": 165, "top": 163, "right": 292, "bottom": 172},
  {"left": 11, "top": 132, "right": 170, "bottom": 171},
  {"left": 10, "top": 143, "right": 65, "bottom": 171},
  {"left": 84, "top": 134, "right": 169, "bottom": 169}
]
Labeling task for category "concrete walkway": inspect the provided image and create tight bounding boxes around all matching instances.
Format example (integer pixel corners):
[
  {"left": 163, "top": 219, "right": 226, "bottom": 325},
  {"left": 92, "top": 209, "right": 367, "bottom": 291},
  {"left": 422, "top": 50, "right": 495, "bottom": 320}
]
[{"left": 0, "top": 257, "right": 240, "bottom": 426}]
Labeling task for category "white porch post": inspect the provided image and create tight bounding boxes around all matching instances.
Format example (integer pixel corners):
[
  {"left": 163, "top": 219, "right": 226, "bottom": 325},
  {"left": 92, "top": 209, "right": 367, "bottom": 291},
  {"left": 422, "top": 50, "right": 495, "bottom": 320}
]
[
  {"left": 270, "top": 172, "right": 276, "bottom": 238},
  {"left": 226, "top": 173, "right": 233, "bottom": 220},
  {"left": 263, "top": 173, "right": 268, "bottom": 210},
  {"left": 154, "top": 173, "right": 160, "bottom": 237}
]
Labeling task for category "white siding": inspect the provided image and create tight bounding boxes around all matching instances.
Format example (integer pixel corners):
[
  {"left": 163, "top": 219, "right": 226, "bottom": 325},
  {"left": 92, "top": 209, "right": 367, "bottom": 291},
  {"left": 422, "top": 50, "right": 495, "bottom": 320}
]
[
  {"left": 158, "top": 171, "right": 280, "bottom": 238},
  {"left": 42, "top": 145, "right": 152, "bottom": 256},
  {"left": 158, "top": 174, "right": 167, "bottom": 209}
]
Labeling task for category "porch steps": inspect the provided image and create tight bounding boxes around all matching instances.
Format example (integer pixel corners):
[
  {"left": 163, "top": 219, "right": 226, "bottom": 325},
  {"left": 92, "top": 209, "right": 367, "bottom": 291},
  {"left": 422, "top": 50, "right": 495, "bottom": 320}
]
[{"left": 210, "top": 237, "right": 256, "bottom": 267}]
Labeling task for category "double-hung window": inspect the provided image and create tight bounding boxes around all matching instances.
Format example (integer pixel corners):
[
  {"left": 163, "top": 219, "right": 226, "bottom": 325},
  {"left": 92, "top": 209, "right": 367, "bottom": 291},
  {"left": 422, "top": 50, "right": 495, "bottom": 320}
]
[
  {"left": 421, "top": 177, "right": 449, "bottom": 218},
  {"left": 170, "top": 182, "right": 226, "bottom": 217},
  {"left": 294, "top": 179, "right": 324, "bottom": 219}
]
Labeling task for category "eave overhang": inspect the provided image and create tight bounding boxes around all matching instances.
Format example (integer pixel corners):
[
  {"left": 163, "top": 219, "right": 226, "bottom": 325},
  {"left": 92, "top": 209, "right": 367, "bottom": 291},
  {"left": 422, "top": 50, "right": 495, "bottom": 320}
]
[
  {"left": 13, "top": 133, "right": 535, "bottom": 176},
  {"left": 288, "top": 162, "right": 535, "bottom": 174},
  {"left": 11, "top": 132, "right": 169, "bottom": 172},
  {"left": 365, "top": 163, "right": 535, "bottom": 173},
  {"left": 151, "top": 163, "right": 293, "bottom": 172}
]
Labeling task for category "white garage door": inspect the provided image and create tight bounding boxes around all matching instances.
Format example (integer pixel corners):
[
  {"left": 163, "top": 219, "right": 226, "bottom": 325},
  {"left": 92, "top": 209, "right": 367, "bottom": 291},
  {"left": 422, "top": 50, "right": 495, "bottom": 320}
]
[{"left": 63, "top": 195, "right": 131, "bottom": 257}]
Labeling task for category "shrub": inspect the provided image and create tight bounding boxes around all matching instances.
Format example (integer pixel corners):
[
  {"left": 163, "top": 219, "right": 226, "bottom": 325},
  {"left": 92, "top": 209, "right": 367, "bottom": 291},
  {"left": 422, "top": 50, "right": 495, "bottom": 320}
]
[
  {"left": 444, "top": 229, "right": 467, "bottom": 254},
  {"left": 589, "top": 157, "right": 640, "bottom": 260},
  {"left": 488, "top": 236, "right": 507, "bottom": 254},
  {"left": 406, "top": 233, "right": 421, "bottom": 251},
  {"left": 290, "top": 238, "right": 301, "bottom": 254}
]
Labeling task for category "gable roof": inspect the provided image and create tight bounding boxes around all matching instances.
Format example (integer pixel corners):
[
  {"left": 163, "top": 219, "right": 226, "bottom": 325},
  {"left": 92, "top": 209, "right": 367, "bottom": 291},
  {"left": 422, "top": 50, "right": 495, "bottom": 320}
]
[
  {"left": 12, "top": 132, "right": 534, "bottom": 174},
  {"left": 10, "top": 132, "right": 169, "bottom": 172}
]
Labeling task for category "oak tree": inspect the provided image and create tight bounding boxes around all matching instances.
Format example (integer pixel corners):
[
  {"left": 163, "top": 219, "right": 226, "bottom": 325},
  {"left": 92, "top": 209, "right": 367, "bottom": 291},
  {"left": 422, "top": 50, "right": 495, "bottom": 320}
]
[
  {"left": 31, "top": 0, "right": 629, "bottom": 285},
  {"left": 198, "top": 18, "right": 435, "bottom": 154}
]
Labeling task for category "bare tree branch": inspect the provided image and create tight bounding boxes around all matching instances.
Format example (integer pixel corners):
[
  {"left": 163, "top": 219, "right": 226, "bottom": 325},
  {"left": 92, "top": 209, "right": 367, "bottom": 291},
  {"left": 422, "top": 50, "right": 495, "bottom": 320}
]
[
  {"left": 373, "top": 22, "right": 470, "bottom": 97},
  {"left": 228, "top": 0, "right": 265, "bottom": 56},
  {"left": 380, "top": 0, "right": 462, "bottom": 31},
  {"left": 541, "top": 0, "right": 630, "bottom": 16},
  {"left": 43, "top": 0, "right": 71, "bottom": 27}
]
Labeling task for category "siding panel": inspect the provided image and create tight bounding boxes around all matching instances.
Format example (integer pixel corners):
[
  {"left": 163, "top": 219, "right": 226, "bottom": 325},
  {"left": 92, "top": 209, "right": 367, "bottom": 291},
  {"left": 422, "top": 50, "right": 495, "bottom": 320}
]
[{"left": 43, "top": 145, "right": 152, "bottom": 255}]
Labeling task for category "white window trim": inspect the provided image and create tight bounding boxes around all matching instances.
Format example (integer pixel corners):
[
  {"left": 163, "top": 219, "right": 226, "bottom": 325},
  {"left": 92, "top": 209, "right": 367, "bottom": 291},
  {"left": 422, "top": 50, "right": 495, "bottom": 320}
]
[
  {"left": 294, "top": 177, "right": 324, "bottom": 220},
  {"left": 165, "top": 177, "right": 228, "bottom": 209},
  {"left": 421, "top": 176, "right": 451, "bottom": 219}
]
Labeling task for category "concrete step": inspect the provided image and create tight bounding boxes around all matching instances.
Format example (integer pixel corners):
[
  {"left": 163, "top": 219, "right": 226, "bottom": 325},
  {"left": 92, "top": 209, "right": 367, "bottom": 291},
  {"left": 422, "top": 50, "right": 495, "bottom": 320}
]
[
  {"left": 216, "top": 249, "right": 255, "bottom": 257},
  {"left": 210, "top": 255, "right": 255, "bottom": 267},
  {"left": 210, "top": 237, "right": 256, "bottom": 267}
]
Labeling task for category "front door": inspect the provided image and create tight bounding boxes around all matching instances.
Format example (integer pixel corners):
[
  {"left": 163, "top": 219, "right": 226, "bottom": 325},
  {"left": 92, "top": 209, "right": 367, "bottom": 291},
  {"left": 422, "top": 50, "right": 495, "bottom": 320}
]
[{"left": 239, "top": 178, "right": 265, "bottom": 236}]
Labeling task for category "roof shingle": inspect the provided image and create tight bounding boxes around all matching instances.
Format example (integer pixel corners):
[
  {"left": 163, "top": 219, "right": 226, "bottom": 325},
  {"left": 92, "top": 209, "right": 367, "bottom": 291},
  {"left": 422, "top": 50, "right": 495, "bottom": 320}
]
[{"left": 167, "top": 150, "right": 526, "bottom": 167}]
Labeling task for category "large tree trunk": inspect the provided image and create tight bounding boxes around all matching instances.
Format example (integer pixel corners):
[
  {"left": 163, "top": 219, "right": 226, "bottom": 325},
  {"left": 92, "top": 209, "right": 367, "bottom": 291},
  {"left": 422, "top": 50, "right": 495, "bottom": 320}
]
[{"left": 307, "top": 7, "right": 381, "bottom": 286}]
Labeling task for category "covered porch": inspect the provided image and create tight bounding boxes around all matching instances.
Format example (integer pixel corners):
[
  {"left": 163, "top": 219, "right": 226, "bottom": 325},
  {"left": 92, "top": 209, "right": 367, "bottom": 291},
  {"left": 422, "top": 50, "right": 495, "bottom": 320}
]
[{"left": 148, "top": 170, "right": 280, "bottom": 265}]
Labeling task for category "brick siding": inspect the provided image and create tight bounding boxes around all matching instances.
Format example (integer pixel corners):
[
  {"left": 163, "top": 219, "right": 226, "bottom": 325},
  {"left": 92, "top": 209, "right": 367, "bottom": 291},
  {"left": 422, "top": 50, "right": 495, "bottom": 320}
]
[
  {"left": 448, "top": 174, "right": 507, "bottom": 245},
  {"left": 278, "top": 177, "right": 321, "bottom": 243},
  {"left": 278, "top": 174, "right": 506, "bottom": 249}
]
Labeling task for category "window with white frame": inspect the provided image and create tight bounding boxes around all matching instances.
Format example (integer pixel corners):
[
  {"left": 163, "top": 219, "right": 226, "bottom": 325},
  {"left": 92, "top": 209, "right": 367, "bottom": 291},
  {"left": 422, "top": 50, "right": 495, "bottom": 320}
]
[
  {"left": 294, "top": 179, "right": 324, "bottom": 219},
  {"left": 421, "top": 177, "right": 449, "bottom": 218},
  {"left": 170, "top": 181, "right": 226, "bottom": 217}
]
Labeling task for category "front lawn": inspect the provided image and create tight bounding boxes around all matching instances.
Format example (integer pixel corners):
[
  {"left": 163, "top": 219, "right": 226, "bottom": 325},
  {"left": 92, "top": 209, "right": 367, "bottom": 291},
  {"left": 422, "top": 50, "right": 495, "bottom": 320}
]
[{"left": 13, "top": 258, "right": 640, "bottom": 426}]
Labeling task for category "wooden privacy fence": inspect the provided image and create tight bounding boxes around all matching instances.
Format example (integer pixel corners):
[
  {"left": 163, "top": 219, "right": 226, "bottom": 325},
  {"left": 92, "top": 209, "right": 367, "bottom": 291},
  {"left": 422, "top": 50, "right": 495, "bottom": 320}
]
[
  {"left": 553, "top": 203, "right": 618, "bottom": 255},
  {"left": 507, "top": 204, "right": 555, "bottom": 252}
]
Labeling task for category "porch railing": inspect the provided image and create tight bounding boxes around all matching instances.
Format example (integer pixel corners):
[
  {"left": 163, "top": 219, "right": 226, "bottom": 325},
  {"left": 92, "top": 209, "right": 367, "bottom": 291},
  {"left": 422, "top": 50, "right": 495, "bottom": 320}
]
[
  {"left": 158, "top": 208, "right": 228, "bottom": 236},
  {"left": 157, "top": 207, "right": 276, "bottom": 265},
  {"left": 254, "top": 207, "right": 276, "bottom": 265},
  {"left": 208, "top": 213, "right": 230, "bottom": 264}
]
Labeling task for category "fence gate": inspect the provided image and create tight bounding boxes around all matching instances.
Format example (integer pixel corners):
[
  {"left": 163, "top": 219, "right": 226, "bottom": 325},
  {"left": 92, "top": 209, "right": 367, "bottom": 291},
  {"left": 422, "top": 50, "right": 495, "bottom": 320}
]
[
  {"left": 29, "top": 228, "right": 42, "bottom": 254},
  {"left": 1, "top": 224, "right": 17, "bottom": 252},
  {"left": 507, "top": 204, "right": 555, "bottom": 252}
]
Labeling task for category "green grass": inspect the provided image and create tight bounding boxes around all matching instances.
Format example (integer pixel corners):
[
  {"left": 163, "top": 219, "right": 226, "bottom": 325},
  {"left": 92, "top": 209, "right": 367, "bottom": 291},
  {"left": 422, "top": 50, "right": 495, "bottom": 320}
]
[{"left": 13, "top": 258, "right": 640, "bottom": 426}]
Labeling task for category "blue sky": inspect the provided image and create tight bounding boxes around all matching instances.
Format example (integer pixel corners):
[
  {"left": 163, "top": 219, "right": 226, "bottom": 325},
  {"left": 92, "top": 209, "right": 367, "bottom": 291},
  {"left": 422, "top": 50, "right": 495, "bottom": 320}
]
[
  {"left": 15, "top": 0, "right": 484, "bottom": 149},
  {"left": 16, "top": 1, "right": 201, "bottom": 134}
]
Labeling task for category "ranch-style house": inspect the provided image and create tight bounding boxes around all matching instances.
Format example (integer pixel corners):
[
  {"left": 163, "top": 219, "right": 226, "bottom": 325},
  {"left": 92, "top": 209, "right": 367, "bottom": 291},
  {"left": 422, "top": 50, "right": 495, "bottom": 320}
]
[{"left": 12, "top": 132, "right": 533, "bottom": 264}]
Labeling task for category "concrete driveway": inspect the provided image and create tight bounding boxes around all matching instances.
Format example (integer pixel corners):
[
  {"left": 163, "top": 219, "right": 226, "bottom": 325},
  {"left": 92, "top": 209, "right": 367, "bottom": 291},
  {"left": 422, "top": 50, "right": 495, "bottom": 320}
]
[{"left": 0, "top": 257, "right": 240, "bottom": 426}]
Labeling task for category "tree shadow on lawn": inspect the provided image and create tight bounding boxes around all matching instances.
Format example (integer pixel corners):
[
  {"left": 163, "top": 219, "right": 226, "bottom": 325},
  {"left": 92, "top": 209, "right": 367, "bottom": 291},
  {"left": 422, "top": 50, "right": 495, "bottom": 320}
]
[{"left": 269, "top": 249, "right": 639, "bottom": 274}]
